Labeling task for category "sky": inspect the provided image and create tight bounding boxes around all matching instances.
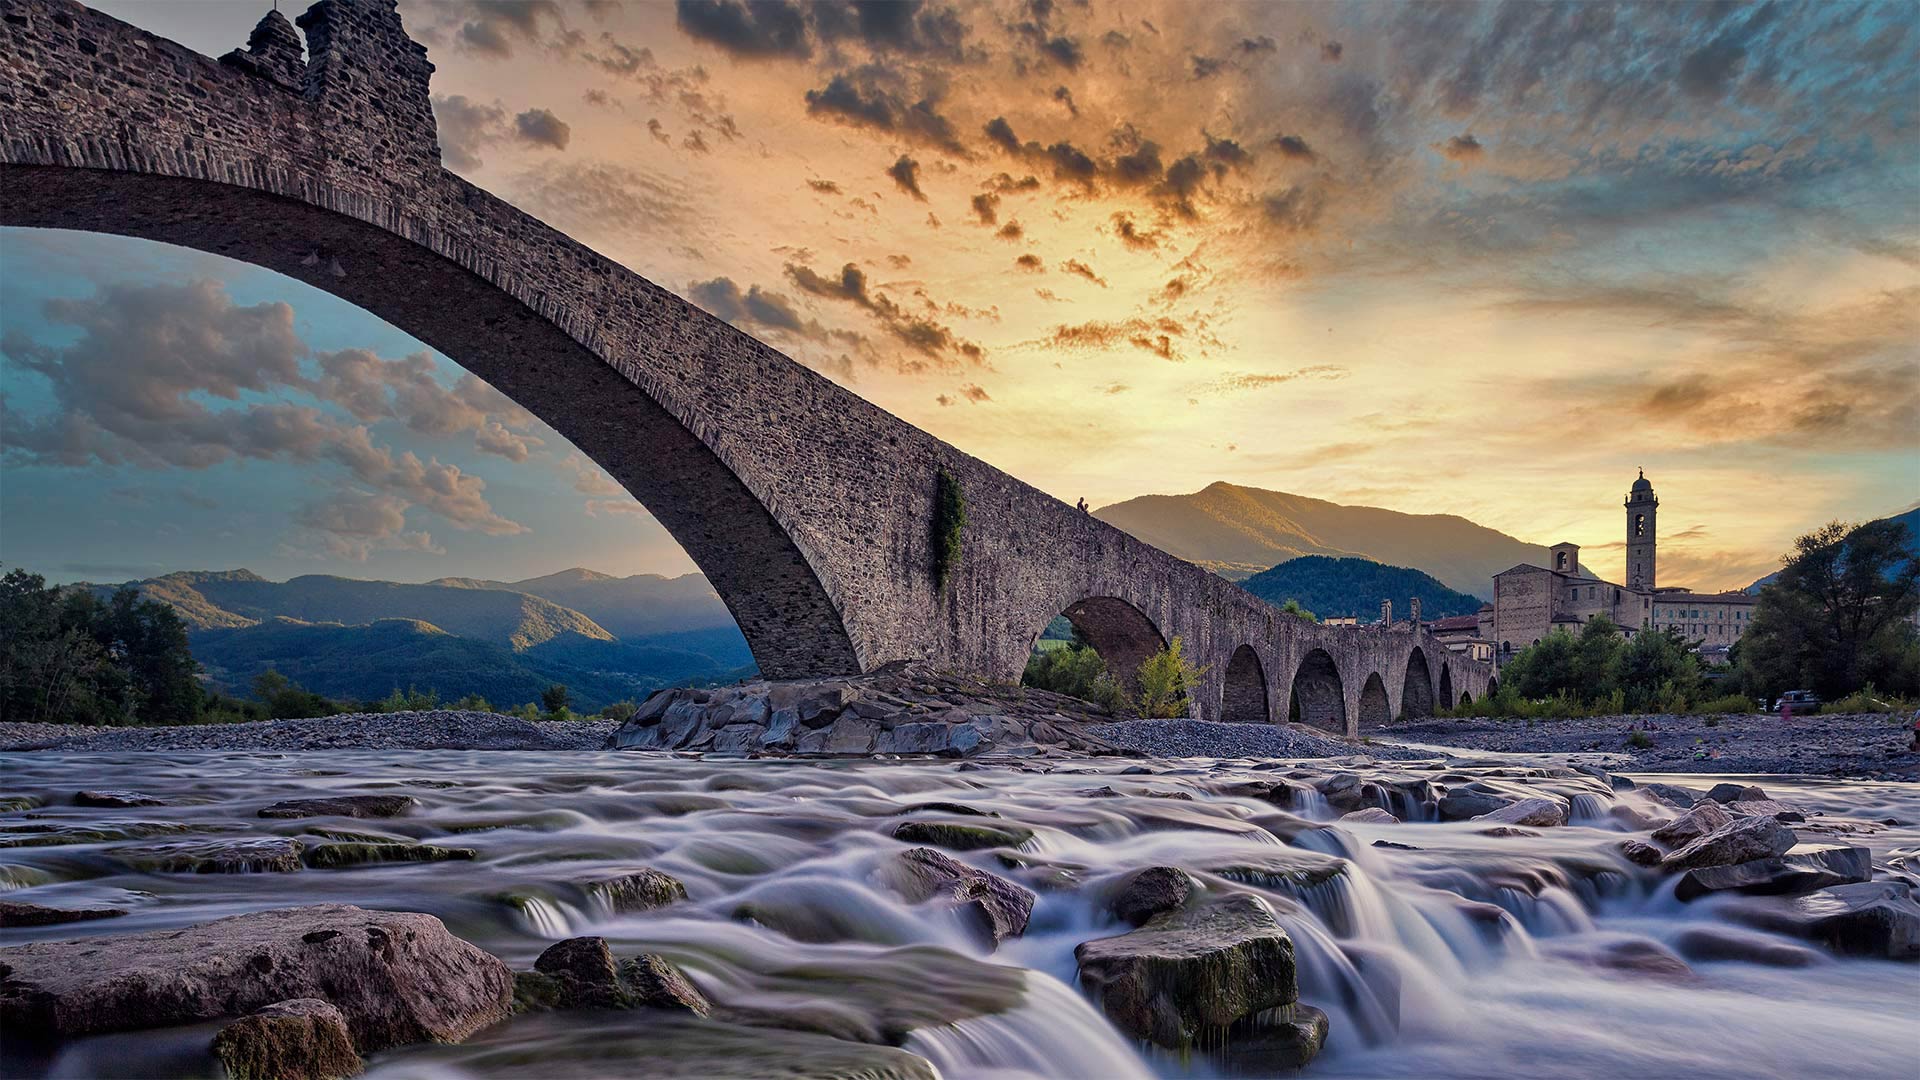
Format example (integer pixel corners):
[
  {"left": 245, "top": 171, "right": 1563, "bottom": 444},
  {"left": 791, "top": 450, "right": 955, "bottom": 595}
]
[{"left": 2, "top": 0, "right": 1916, "bottom": 593}]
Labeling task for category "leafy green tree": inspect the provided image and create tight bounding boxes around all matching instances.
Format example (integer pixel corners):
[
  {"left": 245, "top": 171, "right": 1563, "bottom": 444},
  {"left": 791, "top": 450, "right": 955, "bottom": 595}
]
[
  {"left": 0, "top": 568, "right": 202, "bottom": 725},
  {"left": 1573, "top": 616, "right": 1624, "bottom": 697},
  {"left": 1279, "top": 599, "right": 1318, "bottom": 622},
  {"left": 1616, "top": 627, "right": 1701, "bottom": 712},
  {"left": 541, "top": 683, "right": 571, "bottom": 719},
  {"left": 1736, "top": 519, "right": 1920, "bottom": 699},
  {"left": 250, "top": 669, "right": 338, "bottom": 720},
  {"left": 1502, "top": 628, "right": 1581, "bottom": 701},
  {"left": 1135, "top": 637, "right": 1210, "bottom": 719}
]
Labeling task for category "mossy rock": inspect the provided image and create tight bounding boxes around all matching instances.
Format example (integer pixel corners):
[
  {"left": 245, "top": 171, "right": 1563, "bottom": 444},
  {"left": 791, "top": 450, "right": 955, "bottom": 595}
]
[
  {"left": 0, "top": 821, "right": 195, "bottom": 848},
  {"left": 118, "top": 837, "right": 306, "bottom": 874},
  {"left": 891, "top": 821, "right": 1033, "bottom": 852},
  {"left": 301, "top": 842, "right": 476, "bottom": 869},
  {"left": 0, "top": 795, "right": 47, "bottom": 813},
  {"left": 588, "top": 868, "right": 689, "bottom": 913}
]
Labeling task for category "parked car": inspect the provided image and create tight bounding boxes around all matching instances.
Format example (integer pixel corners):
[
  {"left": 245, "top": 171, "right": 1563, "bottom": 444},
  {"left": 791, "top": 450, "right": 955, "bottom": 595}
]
[{"left": 1774, "top": 690, "right": 1821, "bottom": 711}]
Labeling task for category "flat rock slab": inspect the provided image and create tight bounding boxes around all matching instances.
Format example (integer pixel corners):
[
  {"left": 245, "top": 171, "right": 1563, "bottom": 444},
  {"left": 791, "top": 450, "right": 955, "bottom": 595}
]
[
  {"left": 1473, "top": 798, "right": 1568, "bottom": 828},
  {"left": 116, "top": 837, "right": 307, "bottom": 874},
  {"left": 879, "top": 848, "right": 1034, "bottom": 947},
  {"left": 258, "top": 795, "right": 419, "bottom": 820},
  {"left": 1660, "top": 815, "right": 1796, "bottom": 872},
  {"left": 0, "top": 899, "right": 127, "bottom": 927},
  {"left": 891, "top": 821, "right": 1033, "bottom": 851},
  {"left": 1675, "top": 843, "right": 1871, "bottom": 901},
  {"left": 1723, "top": 881, "right": 1920, "bottom": 960},
  {"left": 0, "top": 903, "right": 512, "bottom": 1049},
  {"left": 1076, "top": 893, "right": 1297, "bottom": 1049},
  {"left": 75, "top": 790, "right": 165, "bottom": 808}
]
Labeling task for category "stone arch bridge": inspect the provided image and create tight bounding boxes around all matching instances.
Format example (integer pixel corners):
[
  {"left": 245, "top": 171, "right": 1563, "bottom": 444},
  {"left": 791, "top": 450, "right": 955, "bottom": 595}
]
[{"left": 0, "top": 0, "right": 1491, "bottom": 735}]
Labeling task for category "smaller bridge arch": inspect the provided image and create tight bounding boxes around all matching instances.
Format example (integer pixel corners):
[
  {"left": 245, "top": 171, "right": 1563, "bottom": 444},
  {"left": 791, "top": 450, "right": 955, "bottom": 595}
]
[
  {"left": 1055, "top": 596, "right": 1167, "bottom": 694},
  {"left": 1289, "top": 648, "right": 1347, "bottom": 732},
  {"left": 1400, "top": 647, "right": 1436, "bottom": 720},
  {"left": 1358, "top": 672, "right": 1391, "bottom": 727},
  {"left": 1438, "top": 665, "right": 1455, "bottom": 710},
  {"left": 1220, "top": 645, "right": 1269, "bottom": 724}
]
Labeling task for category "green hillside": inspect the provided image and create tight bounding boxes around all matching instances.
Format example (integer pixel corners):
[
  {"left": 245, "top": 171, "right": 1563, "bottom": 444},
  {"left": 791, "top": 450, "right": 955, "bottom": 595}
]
[
  {"left": 432, "top": 567, "right": 738, "bottom": 640},
  {"left": 191, "top": 617, "right": 732, "bottom": 710},
  {"left": 1240, "top": 556, "right": 1483, "bottom": 621}
]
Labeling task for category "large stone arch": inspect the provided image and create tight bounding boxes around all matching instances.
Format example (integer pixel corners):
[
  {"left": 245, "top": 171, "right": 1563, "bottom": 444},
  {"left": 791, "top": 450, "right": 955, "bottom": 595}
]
[
  {"left": 1358, "top": 672, "right": 1391, "bottom": 727},
  {"left": 1289, "top": 648, "right": 1347, "bottom": 732},
  {"left": 1400, "top": 647, "right": 1435, "bottom": 720},
  {"left": 1220, "top": 644, "right": 1269, "bottom": 724},
  {"left": 1054, "top": 597, "right": 1168, "bottom": 693},
  {"left": 1438, "top": 664, "right": 1455, "bottom": 711}
]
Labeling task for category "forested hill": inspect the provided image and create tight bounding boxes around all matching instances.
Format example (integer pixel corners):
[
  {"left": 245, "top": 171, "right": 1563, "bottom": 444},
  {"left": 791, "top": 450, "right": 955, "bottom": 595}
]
[{"left": 1238, "top": 556, "right": 1484, "bottom": 621}]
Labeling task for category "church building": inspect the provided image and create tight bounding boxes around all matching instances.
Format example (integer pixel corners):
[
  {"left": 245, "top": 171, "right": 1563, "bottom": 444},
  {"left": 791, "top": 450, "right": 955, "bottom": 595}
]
[{"left": 1481, "top": 472, "right": 1757, "bottom": 663}]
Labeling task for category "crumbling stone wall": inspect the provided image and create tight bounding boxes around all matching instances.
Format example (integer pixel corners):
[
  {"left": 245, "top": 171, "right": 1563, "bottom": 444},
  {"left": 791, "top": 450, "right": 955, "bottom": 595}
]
[{"left": 0, "top": 0, "right": 1491, "bottom": 729}]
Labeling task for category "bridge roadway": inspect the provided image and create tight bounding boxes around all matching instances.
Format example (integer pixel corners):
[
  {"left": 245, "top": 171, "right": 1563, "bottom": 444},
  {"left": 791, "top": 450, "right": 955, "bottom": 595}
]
[{"left": 0, "top": 0, "right": 1493, "bottom": 732}]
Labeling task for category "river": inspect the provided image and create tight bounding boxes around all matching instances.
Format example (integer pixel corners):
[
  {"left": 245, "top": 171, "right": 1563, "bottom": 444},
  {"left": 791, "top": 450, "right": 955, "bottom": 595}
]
[{"left": 2, "top": 750, "right": 1915, "bottom": 1079}]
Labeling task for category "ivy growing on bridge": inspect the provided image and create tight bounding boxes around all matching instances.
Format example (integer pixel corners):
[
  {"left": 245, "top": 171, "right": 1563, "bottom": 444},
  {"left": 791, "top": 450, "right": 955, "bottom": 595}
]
[{"left": 932, "top": 468, "right": 967, "bottom": 594}]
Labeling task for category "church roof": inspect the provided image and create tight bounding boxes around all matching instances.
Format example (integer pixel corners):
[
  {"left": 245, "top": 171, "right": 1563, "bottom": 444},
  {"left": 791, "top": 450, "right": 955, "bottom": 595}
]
[{"left": 1631, "top": 468, "right": 1653, "bottom": 492}]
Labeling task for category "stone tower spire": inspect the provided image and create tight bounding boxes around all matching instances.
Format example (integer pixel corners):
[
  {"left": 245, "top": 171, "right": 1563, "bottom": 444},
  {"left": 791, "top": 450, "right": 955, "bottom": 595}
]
[
  {"left": 219, "top": 8, "right": 307, "bottom": 90},
  {"left": 1625, "top": 468, "right": 1658, "bottom": 591}
]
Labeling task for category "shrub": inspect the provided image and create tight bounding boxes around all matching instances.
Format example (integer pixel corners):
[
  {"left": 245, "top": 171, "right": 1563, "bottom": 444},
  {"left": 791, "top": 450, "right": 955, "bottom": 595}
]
[
  {"left": 507, "top": 702, "right": 542, "bottom": 721},
  {"left": 1820, "top": 687, "right": 1916, "bottom": 714},
  {"left": 452, "top": 693, "right": 495, "bottom": 712},
  {"left": 1626, "top": 730, "right": 1653, "bottom": 749},
  {"left": 1690, "top": 693, "right": 1753, "bottom": 716},
  {"left": 600, "top": 700, "right": 639, "bottom": 722},
  {"left": 541, "top": 684, "right": 571, "bottom": 715},
  {"left": 377, "top": 686, "right": 439, "bottom": 713},
  {"left": 1022, "top": 642, "right": 1123, "bottom": 711},
  {"left": 251, "top": 670, "right": 340, "bottom": 720},
  {"left": 1135, "top": 637, "right": 1210, "bottom": 720}
]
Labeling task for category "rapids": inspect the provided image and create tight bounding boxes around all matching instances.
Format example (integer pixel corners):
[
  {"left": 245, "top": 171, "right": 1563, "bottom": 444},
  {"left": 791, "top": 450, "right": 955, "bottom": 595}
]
[{"left": 2, "top": 751, "right": 1915, "bottom": 1079}]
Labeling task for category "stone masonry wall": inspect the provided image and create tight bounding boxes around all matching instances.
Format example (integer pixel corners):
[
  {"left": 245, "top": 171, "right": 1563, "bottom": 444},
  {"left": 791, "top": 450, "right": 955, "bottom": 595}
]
[{"left": 0, "top": 0, "right": 1491, "bottom": 729}]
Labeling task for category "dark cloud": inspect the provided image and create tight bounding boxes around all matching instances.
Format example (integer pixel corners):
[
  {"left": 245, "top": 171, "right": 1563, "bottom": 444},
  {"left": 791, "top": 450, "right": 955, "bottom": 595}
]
[
  {"left": 1015, "top": 253, "right": 1044, "bottom": 271},
  {"left": 996, "top": 220, "right": 1024, "bottom": 241},
  {"left": 1111, "top": 211, "right": 1161, "bottom": 250},
  {"left": 804, "top": 73, "right": 966, "bottom": 155},
  {"left": 675, "top": 0, "right": 812, "bottom": 60},
  {"left": 1271, "top": 134, "right": 1316, "bottom": 163},
  {"left": 958, "top": 383, "right": 992, "bottom": 402},
  {"left": 784, "top": 261, "right": 984, "bottom": 367},
  {"left": 514, "top": 108, "right": 571, "bottom": 150},
  {"left": 1101, "top": 29, "right": 1131, "bottom": 49},
  {"left": 807, "top": 177, "right": 842, "bottom": 193},
  {"left": 647, "top": 118, "right": 671, "bottom": 143},
  {"left": 687, "top": 275, "right": 845, "bottom": 348},
  {"left": 1043, "top": 140, "right": 1100, "bottom": 190},
  {"left": 887, "top": 154, "right": 927, "bottom": 199},
  {"left": 1061, "top": 258, "right": 1107, "bottom": 286},
  {"left": 444, "top": 0, "right": 565, "bottom": 59},
  {"left": 983, "top": 172, "right": 1041, "bottom": 193},
  {"left": 971, "top": 192, "right": 1000, "bottom": 224},
  {"left": 1190, "top": 54, "right": 1225, "bottom": 79},
  {"left": 1262, "top": 185, "right": 1324, "bottom": 232},
  {"left": 1039, "top": 35, "right": 1083, "bottom": 69},
  {"left": 1236, "top": 35, "right": 1276, "bottom": 55},
  {"left": 583, "top": 89, "right": 613, "bottom": 107},
  {"left": 683, "top": 129, "right": 711, "bottom": 153},
  {"left": 1111, "top": 139, "right": 1164, "bottom": 188},
  {"left": 983, "top": 115, "right": 1022, "bottom": 154},
  {"left": 1321, "top": 40, "right": 1343, "bottom": 61},
  {"left": 1204, "top": 134, "right": 1253, "bottom": 171},
  {"left": 1052, "top": 85, "right": 1078, "bottom": 115},
  {"left": 1044, "top": 316, "right": 1188, "bottom": 361},
  {"left": 1436, "top": 133, "right": 1484, "bottom": 161}
]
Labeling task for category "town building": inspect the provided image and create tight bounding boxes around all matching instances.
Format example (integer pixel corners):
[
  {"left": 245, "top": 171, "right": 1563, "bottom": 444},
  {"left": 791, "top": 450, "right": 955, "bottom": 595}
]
[{"left": 1481, "top": 472, "right": 1757, "bottom": 663}]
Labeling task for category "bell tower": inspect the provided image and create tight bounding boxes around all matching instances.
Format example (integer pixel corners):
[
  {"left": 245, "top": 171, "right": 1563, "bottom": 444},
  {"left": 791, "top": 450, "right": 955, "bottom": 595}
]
[{"left": 1625, "top": 469, "right": 1657, "bottom": 591}]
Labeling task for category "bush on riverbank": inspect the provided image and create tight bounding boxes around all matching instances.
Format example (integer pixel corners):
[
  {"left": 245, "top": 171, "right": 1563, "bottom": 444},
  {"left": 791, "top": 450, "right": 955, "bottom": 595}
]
[{"left": 1819, "top": 687, "right": 1918, "bottom": 715}]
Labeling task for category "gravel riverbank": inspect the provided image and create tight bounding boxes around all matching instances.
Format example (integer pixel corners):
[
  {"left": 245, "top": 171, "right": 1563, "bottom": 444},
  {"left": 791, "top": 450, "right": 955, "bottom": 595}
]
[
  {"left": 1373, "top": 710, "right": 1920, "bottom": 779},
  {"left": 1092, "top": 718, "right": 1429, "bottom": 761},
  {"left": 0, "top": 711, "right": 620, "bottom": 753}
]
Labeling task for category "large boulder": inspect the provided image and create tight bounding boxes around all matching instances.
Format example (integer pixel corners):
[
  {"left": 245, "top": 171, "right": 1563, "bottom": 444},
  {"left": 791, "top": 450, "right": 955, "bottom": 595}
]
[
  {"left": 1675, "top": 843, "right": 1872, "bottom": 901},
  {"left": 1075, "top": 894, "right": 1297, "bottom": 1049},
  {"left": 515, "top": 938, "right": 711, "bottom": 1016},
  {"left": 1111, "top": 866, "right": 1192, "bottom": 927},
  {"left": 1671, "top": 926, "right": 1826, "bottom": 968},
  {"left": 211, "top": 998, "right": 362, "bottom": 1080},
  {"left": 1650, "top": 801, "right": 1733, "bottom": 849},
  {"left": 588, "top": 868, "right": 689, "bottom": 913},
  {"left": 1660, "top": 816, "right": 1796, "bottom": 872},
  {"left": 1723, "top": 881, "right": 1920, "bottom": 960},
  {"left": 879, "top": 848, "right": 1034, "bottom": 947},
  {"left": 1472, "top": 798, "right": 1568, "bottom": 828},
  {"left": 891, "top": 821, "right": 1032, "bottom": 852},
  {"left": 0, "top": 904, "right": 512, "bottom": 1049}
]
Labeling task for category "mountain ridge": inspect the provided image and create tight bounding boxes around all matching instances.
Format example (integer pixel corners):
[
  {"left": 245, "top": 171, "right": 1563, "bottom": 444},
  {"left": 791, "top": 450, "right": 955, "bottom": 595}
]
[{"left": 1095, "top": 482, "right": 1545, "bottom": 598}]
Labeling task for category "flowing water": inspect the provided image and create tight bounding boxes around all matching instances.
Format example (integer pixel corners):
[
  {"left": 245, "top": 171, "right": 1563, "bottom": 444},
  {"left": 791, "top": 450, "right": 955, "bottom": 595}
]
[{"left": 2, "top": 751, "right": 1916, "bottom": 1079}]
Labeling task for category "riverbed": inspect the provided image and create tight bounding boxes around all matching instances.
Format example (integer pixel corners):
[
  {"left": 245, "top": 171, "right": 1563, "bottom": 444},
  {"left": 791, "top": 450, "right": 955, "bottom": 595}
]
[{"left": 3, "top": 751, "right": 1916, "bottom": 1079}]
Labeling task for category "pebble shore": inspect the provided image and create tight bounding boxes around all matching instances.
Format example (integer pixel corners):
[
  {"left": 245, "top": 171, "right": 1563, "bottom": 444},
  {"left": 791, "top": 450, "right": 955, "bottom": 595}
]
[
  {"left": 1092, "top": 718, "right": 1429, "bottom": 761},
  {"left": 0, "top": 711, "right": 620, "bottom": 753}
]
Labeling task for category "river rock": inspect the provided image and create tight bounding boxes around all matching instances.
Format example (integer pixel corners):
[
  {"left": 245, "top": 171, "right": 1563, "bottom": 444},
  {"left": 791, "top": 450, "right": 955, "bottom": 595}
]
[
  {"left": 1111, "top": 866, "right": 1192, "bottom": 927},
  {"left": 589, "top": 868, "right": 689, "bottom": 913},
  {"left": 117, "top": 836, "right": 307, "bottom": 874},
  {"left": 1705, "top": 783, "right": 1769, "bottom": 804},
  {"left": 1642, "top": 783, "right": 1705, "bottom": 808},
  {"left": 0, "top": 899, "right": 126, "bottom": 927},
  {"left": 301, "top": 841, "right": 475, "bottom": 869},
  {"left": 1660, "top": 816, "right": 1797, "bottom": 872},
  {"left": 1473, "top": 798, "right": 1568, "bottom": 828},
  {"left": 1675, "top": 843, "right": 1872, "bottom": 900},
  {"left": 211, "top": 998, "right": 362, "bottom": 1080},
  {"left": 1075, "top": 893, "right": 1298, "bottom": 1049},
  {"left": 1339, "top": 807, "right": 1400, "bottom": 825},
  {"left": 1205, "top": 850, "right": 1348, "bottom": 892},
  {"left": 620, "top": 954, "right": 712, "bottom": 1015},
  {"left": 891, "top": 820, "right": 1033, "bottom": 851},
  {"left": 1618, "top": 839, "right": 1665, "bottom": 867},
  {"left": 881, "top": 847, "right": 1034, "bottom": 946},
  {"left": 1650, "top": 800, "right": 1733, "bottom": 849},
  {"left": 257, "top": 795, "right": 419, "bottom": 820},
  {"left": 1437, "top": 785, "right": 1514, "bottom": 821},
  {"left": 0, "top": 904, "right": 512, "bottom": 1048},
  {"left": 1545, "top": 937, "right": 1693, "bottom": 981},
  {"left": 533, "top": 936, "right": 624, "bottom": 1008},
  {"left": 1671, "top": 926, "right": 1826, "bottom": 968},
  {"left": 1222, "top": 1003, "right": 1329, "bottom": 1074},
  {"left": 75, "top": 789, "right": 164, "bottom": 807},
  {"left": 1723, "top": 881, "right": 1920, "bottom": 960}
]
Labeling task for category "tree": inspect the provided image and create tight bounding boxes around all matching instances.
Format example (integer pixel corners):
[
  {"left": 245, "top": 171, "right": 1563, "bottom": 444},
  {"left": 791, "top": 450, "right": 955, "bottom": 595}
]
[
  {"left": 541, "top": 683, "right": 571, "bottom": 715},
  {"left": 1616, "top": 627, "right": 1701, "bottom": 712},
  {"left": 1736, "top": 519, "right": 1920, "bottom": 699},
  {"left": 1135, "top": 637, "right": 1209, "bottom": 719},
  {"left": 1572, "top": 616, "right": 1624, "bottom": 697},
  {"left": 1502, "top": 628, "right": 1581, "bottom": 701},
  {"left": 1279, "top": 598, "right": 1318, "bottom": 622},
  {"left": 251, "top": 669, "right": 337, "bottom": 720},
  {"left": 0, "top": 568, "right": 202, "bottom": 725},
  {"left": 1022, "top": 642, "right": 1123, "bottom": 711}
]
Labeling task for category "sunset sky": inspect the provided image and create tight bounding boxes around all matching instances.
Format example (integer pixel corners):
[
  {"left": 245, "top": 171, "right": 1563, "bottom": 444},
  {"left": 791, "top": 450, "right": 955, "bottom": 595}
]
[{"left": 3, "top": 0, "right": 1916, "bottom": 593}]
